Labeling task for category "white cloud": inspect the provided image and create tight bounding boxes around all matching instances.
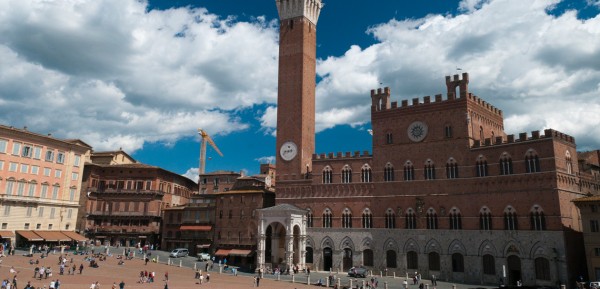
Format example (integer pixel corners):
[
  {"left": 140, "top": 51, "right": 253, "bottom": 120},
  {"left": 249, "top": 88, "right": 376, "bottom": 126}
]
[
  {"left": 255, "top": 156, "right": 275, "bottom": 164},
  {"left": 0, "top": 0, "right": 278, "bottom": 152},
  {"left": 182, "top": 167, "right": 200, "bottom": 183},
  {"left": 302, "top": 0, "right": 600, "bottom": 150}
]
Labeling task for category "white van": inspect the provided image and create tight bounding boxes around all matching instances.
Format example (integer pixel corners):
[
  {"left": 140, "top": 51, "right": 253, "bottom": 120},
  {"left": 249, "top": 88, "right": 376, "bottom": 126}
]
[{"left": 169, "top": 248, "right": 189, "bottom": 258}]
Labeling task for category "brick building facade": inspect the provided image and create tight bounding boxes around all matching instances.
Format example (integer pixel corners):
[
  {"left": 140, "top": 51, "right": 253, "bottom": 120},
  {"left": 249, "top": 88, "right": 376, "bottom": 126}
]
[
  {"left": 267, "top": 0, "right": 600, "bottom": 287},
  {"left": 82, "top": 160, "right": 197, "bottom": 247}
]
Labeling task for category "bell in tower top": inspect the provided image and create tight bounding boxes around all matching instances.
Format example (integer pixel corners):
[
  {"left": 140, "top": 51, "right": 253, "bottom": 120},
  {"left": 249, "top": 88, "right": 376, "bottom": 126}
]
[{"left": 275, "top": 0, "right": 323, "bottom": 25}]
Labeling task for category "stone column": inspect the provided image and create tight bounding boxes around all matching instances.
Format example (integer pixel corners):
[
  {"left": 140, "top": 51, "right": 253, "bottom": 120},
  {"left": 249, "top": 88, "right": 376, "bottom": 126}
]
[
  {"left": 257, "top": 235, "right": 266, "bottom": 270},
  {"left": 285, "top": 234, "right": 294, "bottom": 270},
  {"left": 299, "top": 235, "right": 307, "bottom": 270}
]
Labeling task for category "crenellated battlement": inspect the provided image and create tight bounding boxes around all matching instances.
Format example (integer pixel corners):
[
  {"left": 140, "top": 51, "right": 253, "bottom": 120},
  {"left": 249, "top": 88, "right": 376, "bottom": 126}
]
[
  {"left": 471, "top": 129, "right": 575, "bottom": 148},
  {"left": 313, "top": 150, "right": 372, "bottom": 160},
  {"left": 276, "top": 0, "right": 323, "bottom": 25},
  {"left": 370, "top": 72, "right": 502, "bottom": 118}
]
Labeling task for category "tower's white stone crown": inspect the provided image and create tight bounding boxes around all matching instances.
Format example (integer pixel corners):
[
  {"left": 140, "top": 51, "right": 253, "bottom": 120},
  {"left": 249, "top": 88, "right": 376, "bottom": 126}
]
[{"left": 276, "top": 0, "right": 322, "bottom": 25}]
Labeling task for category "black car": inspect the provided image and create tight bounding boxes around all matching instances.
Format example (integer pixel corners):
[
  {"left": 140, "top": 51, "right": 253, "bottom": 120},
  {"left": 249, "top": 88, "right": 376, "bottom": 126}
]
[{"left": 348, "top": 267, "right": 368, "bottom": 278}]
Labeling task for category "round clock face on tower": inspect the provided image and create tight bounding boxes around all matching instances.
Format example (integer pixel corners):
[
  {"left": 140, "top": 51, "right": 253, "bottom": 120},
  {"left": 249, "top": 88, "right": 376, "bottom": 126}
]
[
  {"left": 407, "top": 121, "right": 428, "bottom": 142},
  {"left": 280, "top": 141, "right": 298, "bottom": 161}
]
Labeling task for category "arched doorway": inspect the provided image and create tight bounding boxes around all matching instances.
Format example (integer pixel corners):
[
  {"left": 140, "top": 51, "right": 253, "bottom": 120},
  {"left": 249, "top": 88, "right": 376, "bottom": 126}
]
[
  {"left": 265, "top": 222, "right": 287, "bottom": 268},
  {"left": 323, "top": 247, "right": 333, "bottom": 271},
  {"left": 306, "top": 247, "right": 314, "bottom": 264},
  {"left": 343, "top": 248, "right": 353, "bottom": 271},
  {"left": 507, "top": 255, "right": 522, "bottom": 285},
  {"left": 293, "top": 225, "right": 301, "bottom": 265},
  {"left": 265, "top": 226, "right": 272, "bottom": 263},
  {"left": 386, "top": 250, "right": 397, "bottom": 268}
]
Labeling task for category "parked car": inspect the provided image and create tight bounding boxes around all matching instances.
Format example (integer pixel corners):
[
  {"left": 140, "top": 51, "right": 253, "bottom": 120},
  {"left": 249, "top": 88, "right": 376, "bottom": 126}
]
[
  {"left": 590, "top": 281, "right": 600, "bottom": 289},
  {"left": 169, "top": 248, "right": 189, "bottom": 258},
  {"left": 348, "top": 266, "right": 368, "bottom": 278},
  {"left": 197, "top": 253, "right": 211, "bottom": 261}
]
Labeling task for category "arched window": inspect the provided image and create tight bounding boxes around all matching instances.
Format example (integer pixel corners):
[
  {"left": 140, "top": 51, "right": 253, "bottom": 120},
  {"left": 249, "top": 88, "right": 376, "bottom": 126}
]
[
  {"left": 406, "top": 251, "right": 418, "bottom": 270},
  {"left": 362, "top": 208, "right": 372, "bottom": 228},
  {"left": 566, "top": 151, "right": 573, "bottom": 174},
  {"left": 384, "top": 163, "right": 394, "bottom": 182},
  {"left": 445, "top": 125, "right": 453, "bottom": 138},
  {"left": 306, "top": 209, "right": 313, "bottom": 228},
  {"left": 427, "top": 208, "right": 438, "bottom": 229},
  {"left": 385, "top": 208, "right": 396, "bottom": 229},
  {"left": 449, "top": 208, "right": 462, "bottom": 230},
  {"left": 361, "top": 164, "right": 372, "bottom": 183},
  {"left": 446, "top": 158, "right": 459, "bottom": 179},
  {"left": 479, "top": 207, "right": 492, "bottom": 230},
  {"left": 386, "top": 132, "right": 393, "bottom": 144},
  {"left": 306, "top": 247, "right": 314, "bottom": 263},
  {"left": 483, "top": 254, "right": 495, "bottom": 275},
  {"left": 404, "top": 161, "right": 414, "bottom": 181},
  {"left": 535, "top": 257, "right": 551, "bottom": 280},
  {"left": 530, "top": 206, "right": 546, "bottom": 231},
  {"left": 386, "top": 250, "right": 397, "bottom": 268},
  {"left": 479, "top": 126, "right": 484, "bottom": 141},
  {"left": 424, "top": 159, "right": 436, "bottom": 180},
  {"left": 452, "top": 253, "right": 465, "bottom": 272},
  {"left": 323, "top": 209, "right": 332, "bottom": 228},
  {"left": 342, "top": 208, "right": 352, "bottom": 228},
  {"left": 429, "top": 252, "right": 440, "bottom": 271},
  {"left": 341, "top": 165, "right": 352, "bottom": 183},
  {"left": 322, "top": 166, "right": 332, "bottom": 184},
  {"left": 405, "top": 208, "right": 416, "bottom": 229},
  {"left": 499, "top": 153, "right": 513, "bottom": 175},
  {"left": 504, "top": 207, "right": 518, "bottom": 230},
  {"left": 363, "top": 249, "right": 374, "bottom": 266},
  {"left": 476, "top": 156, "right": 488, "bottom": 177},
  {"left": 525, "top": 149, "right": 541, "bottom": 173}
]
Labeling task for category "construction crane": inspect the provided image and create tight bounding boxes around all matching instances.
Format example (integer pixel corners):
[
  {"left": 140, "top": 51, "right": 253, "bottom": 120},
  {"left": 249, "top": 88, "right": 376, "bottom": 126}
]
[{"left": 198, "top": 128, "right": 223, "bottom": 174}]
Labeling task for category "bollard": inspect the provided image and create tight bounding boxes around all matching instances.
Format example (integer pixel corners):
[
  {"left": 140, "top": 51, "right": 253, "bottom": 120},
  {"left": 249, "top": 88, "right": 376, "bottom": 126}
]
[
  {"left": 326, "top": 278, "right": 330, "bottom": 287},
  {"left": 219, "top": 265, "right": 222, "bottom": 274},
  {"left": 179, "top": 260, "right": 182, "bottom": 267},
  {"left": 370, "top": 270, "right": 373, "bottom": 277},
  {"left": 452, "top": 285, "right": 456, "bottom": 289},
  {"left": 384, "top": 281, "right": 388, "bottom": 289},
  {"left": 394, "top": 272, "right": 396, "bottom": 278},
  {"left": 292, "top": 274, "right": 295, "bottom": 283},
  {"left": 349, "top": 279, "right": 353, "bottom": 288},
  {"left": 337, "top": 267, "right": 340, "bottom": 274},
  {"left": 380, "top": 271, "right": 383, "bottom": 278},
  {"left": 561, "top": 286, "right": 566, "bottom": 289},
  {"left": 337, "top": 278, "right": 341, "bottom": 288},
  {"left": 362, "top": 280, "right": 366, "bottom": 288},
  {"left": 307, "top": 276, "right": 310, "bottom": 285},
  {"left": 168, "top": 258, "right": 171, "bottom": 265},
  {"left": 277, "top": 273, "right": 280, "bottom": 281},
  {"left": 426, "top": 284, "right": 429, "bottom": 289},
  {"left": 156, "top": 255, "right": 159, "bottom": 263},
  {"left": 194, "top": 263, "right": 197, "bottom": 270}
]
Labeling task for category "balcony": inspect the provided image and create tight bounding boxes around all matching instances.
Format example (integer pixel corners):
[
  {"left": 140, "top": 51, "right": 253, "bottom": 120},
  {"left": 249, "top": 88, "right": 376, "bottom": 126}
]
[
  {"left": 0, "top": 193, "right": 40, "bottom": 205},
  {"left": 88, "top": 210, "right": 161, "bottom": 217},
  {"left": 87, "top": 187, "right": 165, "bottom": 196}
]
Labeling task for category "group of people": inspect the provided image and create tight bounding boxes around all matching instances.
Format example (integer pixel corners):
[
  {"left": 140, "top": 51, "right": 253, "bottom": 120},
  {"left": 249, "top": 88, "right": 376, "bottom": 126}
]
[{"left": 194, "top": 269, "right": 210, "bottom": 284}]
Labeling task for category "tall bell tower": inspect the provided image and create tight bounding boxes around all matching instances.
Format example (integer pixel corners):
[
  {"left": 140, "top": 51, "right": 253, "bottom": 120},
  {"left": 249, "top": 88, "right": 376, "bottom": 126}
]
[{"left": 275, "top": 0, "right": 322, "bottom": 181}]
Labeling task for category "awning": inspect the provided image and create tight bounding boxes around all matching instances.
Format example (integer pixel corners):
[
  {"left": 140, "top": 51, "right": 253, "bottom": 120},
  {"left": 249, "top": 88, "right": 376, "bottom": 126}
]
[
  {"left": 180, "top": 225, "right": 212, "bottom": 231},
  {"left": 16, "top": 230, "right": 44, "bottom": 241},
  {"left": 214, "top": 249, "right": 231, "bottom": 256},
  {"left": 61, "top": 231, "right": 88, "bottom": 242},
  {"left": 196, "top": 244, "right": 211, "bottom": 249},
  {"left": 229, "top": 249, "right": 253, "bottom": 257},
  {"left": 34, "top": 231, "right": 71, "bottom": 242},
  {"left": 0, "top": 231, "right": 15, "bottom": 238}
]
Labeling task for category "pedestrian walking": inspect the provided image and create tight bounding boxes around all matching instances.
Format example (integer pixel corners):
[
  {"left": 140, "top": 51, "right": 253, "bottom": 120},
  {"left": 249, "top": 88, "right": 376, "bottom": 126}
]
[{"left": 79, "top": 264, "right": 84, "bottom": 274}]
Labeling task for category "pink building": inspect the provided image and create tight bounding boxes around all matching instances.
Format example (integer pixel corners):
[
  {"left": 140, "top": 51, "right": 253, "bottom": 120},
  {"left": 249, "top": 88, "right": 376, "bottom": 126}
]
[{"left": 0, "top": 125, "right": 91, "bottom": 247}]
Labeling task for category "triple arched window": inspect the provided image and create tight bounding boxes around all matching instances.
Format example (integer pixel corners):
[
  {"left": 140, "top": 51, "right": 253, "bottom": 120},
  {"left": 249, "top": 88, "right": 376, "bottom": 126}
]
[
  {"left": 446, "top": 158, "right": 458, "bottom": 179},
  {"left": 504, "top": 206, "right": 518, "bottom": 230},
  {"left": 306, "top": 209, "right": 313, "bottom": 228},
  {"left": 361, "top": 164, "right": 372, "bottom": 183},
  {"left": 362, "top": 209, "right": 373, "bottom": 228},
  {"left": 499, "top": 153, "right": 513, "bottom": 175},
  {"left": 424, "top": 160, "right": 436, "bottom": 180},
  {"left": 323, "top": 209, "right": 332, "bottom": 228},
  {"left": 384, "top": 163, "right": 394, "bottom": 182},
  {"left": 385, "top": 208, "right": 396, "bottom": 229},
  {"left": 322, "top": 166, "right": 332, "bottom": 184},
  {"left": 404, "top": 161, "right": 415, "bottom": 181},
  {"left": 405, "top": 208, "right": 417, "bottom": 229},
  {"left": 426, "top": 208, "right": 438, "bottom": 229},
  {"left": 342, "top": 208, "right": 352, "bottom": 228},
  {"left": 341, "top": 165, "right": 352, "bottom": 183},
  {"left": 525, "top": 150, "right": 541, "bottom": 173},
  {"left": 449, "top": 208, "right": 462, "bottom": 230},
  {"left": 530, "top": 206, "right": 546, "bottom": 231},
  {"left": 476, "top": 156, "right": 488, "bottom": 177},
  {"left": 479, "top": 207, "right": 492, "bottom": 230}
]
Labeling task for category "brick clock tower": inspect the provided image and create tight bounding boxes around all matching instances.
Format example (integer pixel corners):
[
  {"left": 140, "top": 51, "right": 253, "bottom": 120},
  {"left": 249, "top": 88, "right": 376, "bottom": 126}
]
[{"left": 275, "top": 0, "right": 322, "bottom": 181}]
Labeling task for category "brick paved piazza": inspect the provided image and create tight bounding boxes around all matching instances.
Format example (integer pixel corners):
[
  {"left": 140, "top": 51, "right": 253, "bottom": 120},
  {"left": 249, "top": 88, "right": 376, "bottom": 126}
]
[{"left": 0, "top": 252, "right": 315, "bottom": 289}]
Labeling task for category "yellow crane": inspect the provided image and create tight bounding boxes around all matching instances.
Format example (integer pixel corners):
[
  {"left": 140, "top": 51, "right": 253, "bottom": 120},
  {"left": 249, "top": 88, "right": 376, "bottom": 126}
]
[{"left": 198, "top": 128, "right": 223, "bottom": 174}]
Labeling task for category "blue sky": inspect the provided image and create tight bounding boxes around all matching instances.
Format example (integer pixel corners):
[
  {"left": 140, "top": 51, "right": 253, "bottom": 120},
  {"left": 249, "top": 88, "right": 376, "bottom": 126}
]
[{"left": 0, "top": 0, "right": 599, "bottom": 181}]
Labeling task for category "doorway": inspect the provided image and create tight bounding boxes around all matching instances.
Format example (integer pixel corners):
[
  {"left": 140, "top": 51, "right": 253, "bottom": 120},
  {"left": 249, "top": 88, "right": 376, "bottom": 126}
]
[
  {"left": 507, "top": 255, "right": 522, "bottom": 285},
  {"left": 323, "top": 247, "right": 333, "bottom": 271},
  {"left": 343, "top": 248, "right": 353, "bottom": 271}
]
